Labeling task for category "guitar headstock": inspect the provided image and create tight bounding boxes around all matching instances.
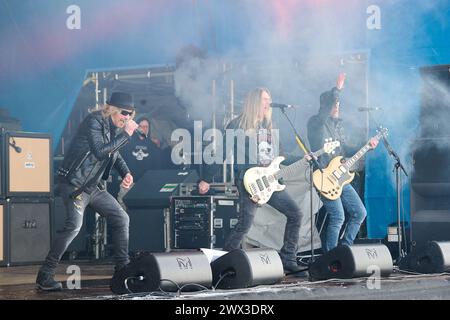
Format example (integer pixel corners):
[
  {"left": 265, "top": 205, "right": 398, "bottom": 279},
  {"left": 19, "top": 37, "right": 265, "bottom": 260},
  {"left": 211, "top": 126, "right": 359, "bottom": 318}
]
[
  {"left": 323, "top": 138, "right": 341, "bottom": 154},
  {"left": 375, "top": 127, "right": 389, "bottom": 139}
]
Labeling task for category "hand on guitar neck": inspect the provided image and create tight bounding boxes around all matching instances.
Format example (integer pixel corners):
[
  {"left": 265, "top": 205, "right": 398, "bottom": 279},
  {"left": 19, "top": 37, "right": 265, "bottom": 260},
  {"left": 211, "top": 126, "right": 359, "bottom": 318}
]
[
  {"left": 313, "top": 127, "right": 387, "bottom": 200},
  {"left": 368, "top": 137, "right": 379, "bottom": 149}
]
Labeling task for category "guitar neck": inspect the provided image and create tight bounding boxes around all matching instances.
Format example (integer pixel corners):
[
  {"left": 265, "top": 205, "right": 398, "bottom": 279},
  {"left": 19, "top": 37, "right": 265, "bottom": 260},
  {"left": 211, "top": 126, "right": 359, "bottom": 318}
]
[
  {"left": 276, "top": 148, "right": 325, "bottom": 179},
  {"left": 344, "top": 133, "right": 382, "bottom": 171},
  {"left": 343, "top": 143, "right": 372, "bottom": 171}
]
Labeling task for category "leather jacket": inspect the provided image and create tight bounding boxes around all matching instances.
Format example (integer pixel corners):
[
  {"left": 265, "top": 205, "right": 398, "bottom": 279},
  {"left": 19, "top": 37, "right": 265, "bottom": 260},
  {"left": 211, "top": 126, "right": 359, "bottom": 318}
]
[{"left": 58, "top": 111, "right": 131, "bottom": 196}]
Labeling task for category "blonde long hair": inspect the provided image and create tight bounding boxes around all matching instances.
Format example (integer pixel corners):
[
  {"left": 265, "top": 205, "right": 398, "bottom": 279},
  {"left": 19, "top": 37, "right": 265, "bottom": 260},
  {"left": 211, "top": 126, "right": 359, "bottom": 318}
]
[
  {"left": 100, "top": 104, "right": 136, "bottom": 120},
  {"left": 238, "top": 87, "right": 272, "bottom": 130}
]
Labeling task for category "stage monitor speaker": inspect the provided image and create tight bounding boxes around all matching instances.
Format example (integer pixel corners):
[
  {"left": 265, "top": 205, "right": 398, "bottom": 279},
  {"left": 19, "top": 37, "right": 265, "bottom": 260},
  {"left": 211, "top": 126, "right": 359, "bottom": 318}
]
[
  {"left": 123, "top": 169, "right": 199, "bottom": 209},
  {"left": 111, "top": 251, "right": 212, "bottom": 295},
  {"left": 1, "top": 131, "right": 52, "bottom": 198},
  {"left": 309, "top": 244, "right": 393, "bottom": 280},
  {"left": 399, "top": 241, "right": 450, "bottom": 274},
  {"left": 210, "top": 248, "right": 284, "bottom": 289}
]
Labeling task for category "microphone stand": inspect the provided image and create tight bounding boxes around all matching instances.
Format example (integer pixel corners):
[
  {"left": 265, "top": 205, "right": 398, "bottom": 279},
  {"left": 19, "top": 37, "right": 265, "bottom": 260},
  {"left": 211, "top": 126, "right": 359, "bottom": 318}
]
[
  {"left": 382, "top": 134, "right": 408, "bottom": 261},
  {"left": 278, "top": 106, "right": 322, "bottom": 268},
  {"left": 368, "top": 110, "right": 408, "bottom": 262}
]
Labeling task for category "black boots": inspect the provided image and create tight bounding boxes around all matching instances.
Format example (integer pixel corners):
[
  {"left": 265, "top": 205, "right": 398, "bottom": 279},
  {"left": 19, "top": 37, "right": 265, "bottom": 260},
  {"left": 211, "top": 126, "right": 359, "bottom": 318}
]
[
  {"left": 36, "top": 270, "right": 63, "bottom": 291},
  {"left": 282, "top": 261, "right": 303, "bottom": 273},
  {"left": 282, "top": 260, "right": 309, "bottom": 278}
]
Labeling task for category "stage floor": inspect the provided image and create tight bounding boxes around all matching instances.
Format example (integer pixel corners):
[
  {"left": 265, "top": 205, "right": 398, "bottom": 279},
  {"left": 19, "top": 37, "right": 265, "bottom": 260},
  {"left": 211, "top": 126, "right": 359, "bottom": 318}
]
[{"left": 1, "top": 261, "right": 450, "bottom": 300}]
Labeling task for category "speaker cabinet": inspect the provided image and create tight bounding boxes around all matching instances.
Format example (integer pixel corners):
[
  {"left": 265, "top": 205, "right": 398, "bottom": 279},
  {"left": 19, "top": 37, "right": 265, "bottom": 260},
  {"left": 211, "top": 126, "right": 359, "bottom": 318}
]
[
  {"left": 129, "top": 207, "right": 166, "bottom": 253},
  {"left": 210, "top": 248, "right": 284, "bottom": 289},
  {"left": 309, "top": 244, "right": 393, "bottom": 280},
  {"left": 0, "top": 131, "right": 52, "bottom": 198},
  {"left": 410, "top": 138, "right": 450, "bottom": 252},
  {"left": 1, "top": 198, "right": 52, "bottom": 266},
  {"left": 0, "top": 201, "right": 7, "bottom": 266},
  {"left": 111, "top": 251, "right": 212, "bottom": 294},
  {"left": 419, "top": 65, "right": 450, "bottom": 137},
  {"left": 400, "top": 241, "right": 450, "bottom": 273}
]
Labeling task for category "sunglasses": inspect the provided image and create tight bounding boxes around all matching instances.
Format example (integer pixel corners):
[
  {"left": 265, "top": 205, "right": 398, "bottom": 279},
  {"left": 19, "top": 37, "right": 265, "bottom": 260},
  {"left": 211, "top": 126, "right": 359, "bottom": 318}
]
[{"left": 120, "top": 110, "right": 133, "bottom": 116}]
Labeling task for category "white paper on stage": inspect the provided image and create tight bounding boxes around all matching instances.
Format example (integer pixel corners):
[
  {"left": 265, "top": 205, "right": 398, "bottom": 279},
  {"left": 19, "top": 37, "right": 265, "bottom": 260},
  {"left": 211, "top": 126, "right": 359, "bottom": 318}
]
[
  {"left": 200, "top": 248, "right": 227, "bottom": 264},
  {"left": 245, "top": 160, "right": 323, "bottom": 253}
]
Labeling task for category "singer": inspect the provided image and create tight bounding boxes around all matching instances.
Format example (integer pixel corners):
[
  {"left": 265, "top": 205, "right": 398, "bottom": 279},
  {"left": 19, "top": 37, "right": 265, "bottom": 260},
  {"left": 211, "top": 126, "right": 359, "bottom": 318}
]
[
  {"left": 36, "top": 91, "right": 139, "bottom": 291},
  {"left": 307, "top": 73, "right": 379, "bottom": 252}
]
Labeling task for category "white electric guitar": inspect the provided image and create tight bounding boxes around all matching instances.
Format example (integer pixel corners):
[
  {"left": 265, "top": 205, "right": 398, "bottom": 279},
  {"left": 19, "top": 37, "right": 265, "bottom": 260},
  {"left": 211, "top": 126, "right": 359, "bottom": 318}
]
[{"left": 243, "top": 140, "right": 340, "bottom": 205}]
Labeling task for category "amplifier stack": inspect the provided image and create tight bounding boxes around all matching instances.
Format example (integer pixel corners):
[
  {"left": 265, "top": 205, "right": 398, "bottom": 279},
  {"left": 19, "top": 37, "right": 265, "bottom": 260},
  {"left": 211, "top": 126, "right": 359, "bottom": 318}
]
[{"left": 0, "top": 130, "right": 53, "bottom": 266}]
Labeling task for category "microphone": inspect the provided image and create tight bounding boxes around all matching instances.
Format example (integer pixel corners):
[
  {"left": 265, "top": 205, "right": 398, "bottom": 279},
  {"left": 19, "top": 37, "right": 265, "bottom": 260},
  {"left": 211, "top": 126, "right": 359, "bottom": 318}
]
[
  {"left": 124, "top": 119, "right": 147, "bottom": 138},
  {"left": 9, "top": 142, "right": 22, "bottom": 153},
  {"left": 270, "top": 103, "right": 295, "bottom": 109},
  {"left": 358, "top": 107, "right": 383, "bottom": 112}
]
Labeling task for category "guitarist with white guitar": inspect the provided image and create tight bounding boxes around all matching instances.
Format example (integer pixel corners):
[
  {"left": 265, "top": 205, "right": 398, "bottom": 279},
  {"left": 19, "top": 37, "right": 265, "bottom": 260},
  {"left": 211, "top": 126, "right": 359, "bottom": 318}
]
[
  {"left": 307, "top": 73, "right": 380, "bottom": 253},
  {"left": 198, "top": 87, "right": 308, "bottom": 276}
]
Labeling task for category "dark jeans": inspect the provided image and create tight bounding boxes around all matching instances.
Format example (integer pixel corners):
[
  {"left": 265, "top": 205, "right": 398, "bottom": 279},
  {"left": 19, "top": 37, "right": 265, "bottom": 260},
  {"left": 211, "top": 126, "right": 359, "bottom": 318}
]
[
  {"left": 321, "top": 184, "right": 367, "bottom": 252},
  {"left": 224, "top": 181, "right": 303, "bottom": 264},
  {"left": 40, "top": 183, "right": 130, "bottom": 274}
]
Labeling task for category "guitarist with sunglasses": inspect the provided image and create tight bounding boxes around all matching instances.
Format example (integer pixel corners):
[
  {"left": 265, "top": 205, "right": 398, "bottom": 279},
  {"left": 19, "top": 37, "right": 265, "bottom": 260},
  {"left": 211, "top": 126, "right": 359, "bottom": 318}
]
[{"left": 307, "top": 73, "right": 379, "bottom": 253}]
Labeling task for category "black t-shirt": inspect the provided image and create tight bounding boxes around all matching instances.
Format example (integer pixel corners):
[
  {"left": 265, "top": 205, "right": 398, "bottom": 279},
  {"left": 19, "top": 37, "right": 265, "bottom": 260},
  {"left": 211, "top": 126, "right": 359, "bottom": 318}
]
[{"left": 120, "top": 133, "right": 162, "bottom": 181}]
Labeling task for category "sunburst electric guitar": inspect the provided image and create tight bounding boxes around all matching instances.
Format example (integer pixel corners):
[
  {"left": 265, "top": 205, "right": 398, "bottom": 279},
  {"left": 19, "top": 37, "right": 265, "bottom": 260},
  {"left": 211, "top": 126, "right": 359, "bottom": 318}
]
[
  {"left": 312, "top": 127, "right": 388, "bottom": 200},
  {"left": 243, "top": 140, "right": 340, "bottom": 205}
]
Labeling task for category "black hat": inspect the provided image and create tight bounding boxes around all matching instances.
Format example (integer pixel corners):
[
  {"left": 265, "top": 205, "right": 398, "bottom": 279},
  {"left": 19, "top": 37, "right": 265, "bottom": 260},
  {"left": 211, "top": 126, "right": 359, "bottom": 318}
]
[
  {"left": 106, "top": 92, "right": 134, "bottom": 110},
  {"left": 319, "top": 88, "right": 340, "bottom": 115}
]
